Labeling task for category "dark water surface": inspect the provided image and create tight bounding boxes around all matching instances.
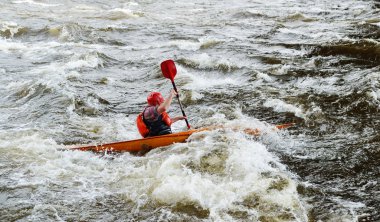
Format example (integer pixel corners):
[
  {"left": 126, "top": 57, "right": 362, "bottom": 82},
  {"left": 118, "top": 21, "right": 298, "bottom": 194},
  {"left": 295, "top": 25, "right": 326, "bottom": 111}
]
[{"left": 0, "top": 0, "right": 379, "bottom": 221}]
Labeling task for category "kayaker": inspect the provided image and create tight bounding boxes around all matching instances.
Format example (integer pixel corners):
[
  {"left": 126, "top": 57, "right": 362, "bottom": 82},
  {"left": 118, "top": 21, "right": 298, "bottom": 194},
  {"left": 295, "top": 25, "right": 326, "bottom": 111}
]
[{"left": 136, "top": 90, "right": 186, "bottom": 137}]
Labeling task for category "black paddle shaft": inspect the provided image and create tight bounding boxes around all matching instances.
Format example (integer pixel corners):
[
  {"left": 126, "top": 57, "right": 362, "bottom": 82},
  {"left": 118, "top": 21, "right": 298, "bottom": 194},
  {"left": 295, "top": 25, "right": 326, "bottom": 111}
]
[{"left": 171, "top": 81, "right": 190, "bottom": 129}]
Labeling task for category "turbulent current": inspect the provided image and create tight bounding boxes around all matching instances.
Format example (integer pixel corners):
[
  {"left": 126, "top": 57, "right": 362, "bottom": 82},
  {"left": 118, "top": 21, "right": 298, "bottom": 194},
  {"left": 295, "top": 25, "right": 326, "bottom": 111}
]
[{"left": 0, "top": 0, "right": 379, "bottom": 221}]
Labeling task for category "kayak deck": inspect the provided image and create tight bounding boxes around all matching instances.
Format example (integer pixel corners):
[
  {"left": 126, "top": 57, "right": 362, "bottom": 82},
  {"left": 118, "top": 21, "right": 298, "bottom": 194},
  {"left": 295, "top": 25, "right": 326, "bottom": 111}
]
[{"left": 72, "top": 123, "right": 295, "bottom": 153}]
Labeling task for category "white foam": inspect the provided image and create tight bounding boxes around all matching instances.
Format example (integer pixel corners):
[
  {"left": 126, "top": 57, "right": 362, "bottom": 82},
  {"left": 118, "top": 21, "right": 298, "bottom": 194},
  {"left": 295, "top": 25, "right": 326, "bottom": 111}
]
[
  {"left": 0, "top": 130, "right": 119, "bottom": 198},
  {"left": 257, "top": 72, "right": 275, "bottom": 82},
  {"left": 186, "top": 72, "right": 240, "bottom": 89},
  {"left": 13, "top": 0, "right": 61, "bottom": 7},
  {"left": 105, "top": 8, "right": 141, "bottom": 20},
  {"left": 5, "top": 80, "right": 32, "bottom": 93},
  {"left": 17, "top": 50, "right": 105, "bottom": 98},
  {"left": 64, "top": 112, "right": 139, "bottom": 143},
  {"left": 169, "top": 37, "right": 222, "bottom": 51},
  {"left": 273, "top": 64, "right": 290, "bottom": 75},
  {"left": 191, "top": 53, "right": 239, "bottom": 71},
  {"left": 71, "top": 4, "right": 101, "bottom": 13},
  {"left": 173, "top": 54, "right": 248, "bottom": 91},
  {"left": 124, "top": 2, "right": 139, "bottom": 7},
  {"left": 176, "top": 65, "right": 241, "bottom": 90},
  {"left": 367, "top": 89, "right": 379, "bottom": 101},
  {"left": 264, "top": 99, "right": 305, "bottom": 118},
  {"left": 0, "top": 38, "right": 27, "bottom": 51},
  {"left": 0, "top": 21, "right": 23, "bottom": 38},
  {"left": 293, "top": 76, "right": 341, "bottom": 95},
  {"left": 151, "top": 129, "right": 307, "bottom": 220},
  {"left": 331, "top": 197, "right": 366, "bottom": 221},
  {"left": 169, "top": 40, "right": 201, "bottom": 51},
  {"left": 65, "top": 53, "right": 103, "bottom": 70}
]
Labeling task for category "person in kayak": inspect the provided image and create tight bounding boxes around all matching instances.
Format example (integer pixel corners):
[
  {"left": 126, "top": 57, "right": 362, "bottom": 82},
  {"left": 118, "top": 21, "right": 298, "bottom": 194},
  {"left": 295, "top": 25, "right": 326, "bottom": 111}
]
[{"left": 136, "top": 90, "right": 186, "bottom": 137}]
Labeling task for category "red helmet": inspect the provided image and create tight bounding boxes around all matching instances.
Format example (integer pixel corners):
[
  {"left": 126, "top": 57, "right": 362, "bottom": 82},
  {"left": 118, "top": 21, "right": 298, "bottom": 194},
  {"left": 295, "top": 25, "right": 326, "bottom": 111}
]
[{"left": 147, "top": 92, "right": 164, "bottom": 106}]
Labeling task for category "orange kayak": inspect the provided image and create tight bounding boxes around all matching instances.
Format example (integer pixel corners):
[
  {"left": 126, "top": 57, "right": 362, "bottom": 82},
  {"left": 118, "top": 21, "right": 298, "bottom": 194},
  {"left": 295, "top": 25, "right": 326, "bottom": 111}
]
[{"left": 72, "top": 123, "right": 294, "bottom": 154}]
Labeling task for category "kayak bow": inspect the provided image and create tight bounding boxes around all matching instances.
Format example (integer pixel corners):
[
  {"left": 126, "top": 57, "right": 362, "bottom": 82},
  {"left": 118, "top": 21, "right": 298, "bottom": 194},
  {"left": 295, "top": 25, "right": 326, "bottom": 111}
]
[{"left": 71, "top": 123, "right": 294, "bottom": 153}]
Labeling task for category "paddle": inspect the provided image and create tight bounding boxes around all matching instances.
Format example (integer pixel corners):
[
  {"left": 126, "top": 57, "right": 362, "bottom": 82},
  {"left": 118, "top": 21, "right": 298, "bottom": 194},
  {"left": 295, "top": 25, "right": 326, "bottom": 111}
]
[{"left": 160, "top": 59, "right": 191, "bottom": 129}]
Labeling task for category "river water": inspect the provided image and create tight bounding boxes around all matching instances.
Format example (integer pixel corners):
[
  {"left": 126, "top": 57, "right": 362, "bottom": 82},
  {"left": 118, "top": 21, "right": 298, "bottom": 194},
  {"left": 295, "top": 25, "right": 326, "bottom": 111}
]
[{"left": 0, "top": 0, "right": 379, "bottom": 221}]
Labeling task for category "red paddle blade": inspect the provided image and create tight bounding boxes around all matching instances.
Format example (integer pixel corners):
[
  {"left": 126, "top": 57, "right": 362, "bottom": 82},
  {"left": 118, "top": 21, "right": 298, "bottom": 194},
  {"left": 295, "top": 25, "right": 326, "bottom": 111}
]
[{"left": 160, "top": 60, "right": 177, "bottom": 81}]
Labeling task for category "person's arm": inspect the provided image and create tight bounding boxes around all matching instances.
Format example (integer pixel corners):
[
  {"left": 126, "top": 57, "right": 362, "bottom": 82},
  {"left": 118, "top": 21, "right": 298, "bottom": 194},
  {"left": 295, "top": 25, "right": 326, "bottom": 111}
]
[
  {"left": 171, "top": 116, "right": 187, "bottom": 124},
  {"left": 157, "top": 89, "right": 176, "bottom": 114}
]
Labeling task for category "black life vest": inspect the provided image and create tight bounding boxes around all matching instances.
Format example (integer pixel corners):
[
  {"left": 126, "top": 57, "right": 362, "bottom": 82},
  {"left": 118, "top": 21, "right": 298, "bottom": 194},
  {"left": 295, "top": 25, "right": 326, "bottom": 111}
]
[{"left": 136, "top": 107, "right": 172, "bottom": 137}]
